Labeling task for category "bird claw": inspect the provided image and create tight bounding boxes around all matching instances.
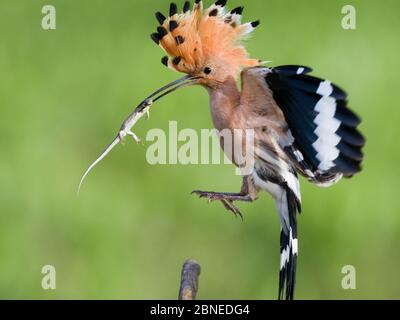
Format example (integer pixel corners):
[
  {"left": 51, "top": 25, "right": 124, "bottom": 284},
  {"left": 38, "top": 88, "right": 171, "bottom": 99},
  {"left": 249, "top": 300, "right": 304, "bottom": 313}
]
[
  {"left": 191, "top": 190, "right": 243, "bottom": 220},
  {"left": 221, "top": 199, "right": 243, "bottom": 220}
]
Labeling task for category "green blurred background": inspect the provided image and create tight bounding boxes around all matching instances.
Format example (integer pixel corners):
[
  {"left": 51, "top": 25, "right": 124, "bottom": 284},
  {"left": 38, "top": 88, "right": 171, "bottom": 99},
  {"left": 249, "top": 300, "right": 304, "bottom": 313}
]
[{"left": 0, "top": 0, "right": 399, "bottom": 299}]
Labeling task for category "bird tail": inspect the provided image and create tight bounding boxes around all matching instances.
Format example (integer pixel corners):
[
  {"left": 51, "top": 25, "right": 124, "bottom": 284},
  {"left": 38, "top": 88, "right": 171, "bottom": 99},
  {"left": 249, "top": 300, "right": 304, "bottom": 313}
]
[{"left": 278, "top": 189, "right": 299, "bottom": 300}]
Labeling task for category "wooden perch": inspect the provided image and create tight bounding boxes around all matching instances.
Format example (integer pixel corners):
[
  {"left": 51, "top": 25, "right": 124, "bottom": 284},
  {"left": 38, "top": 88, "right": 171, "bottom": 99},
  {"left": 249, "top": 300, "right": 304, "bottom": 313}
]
[{"left": 178, "top": 259, "right": 201, "bottom": 300}]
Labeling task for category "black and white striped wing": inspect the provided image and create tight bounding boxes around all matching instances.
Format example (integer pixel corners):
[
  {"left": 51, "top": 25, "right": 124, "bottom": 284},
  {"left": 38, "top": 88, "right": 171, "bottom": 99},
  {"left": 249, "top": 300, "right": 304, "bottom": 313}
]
[{"left": 264, "top": 65, "right": 365, "bottom": 185}]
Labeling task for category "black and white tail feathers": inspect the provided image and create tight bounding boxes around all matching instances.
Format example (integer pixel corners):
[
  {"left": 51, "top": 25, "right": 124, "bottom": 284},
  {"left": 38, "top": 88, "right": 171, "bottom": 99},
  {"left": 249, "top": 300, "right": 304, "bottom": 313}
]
[
  {"left": 253, "top": 144, "right": 301, "bottom": 300},
  {"left": 278, "top": 186, "right": 299, "bottom": 300}
]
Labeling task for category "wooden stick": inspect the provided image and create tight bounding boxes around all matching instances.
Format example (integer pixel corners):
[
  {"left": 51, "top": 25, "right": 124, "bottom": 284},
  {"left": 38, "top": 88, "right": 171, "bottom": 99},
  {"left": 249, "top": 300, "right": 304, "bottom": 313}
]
[{"left": 178, "top": 260, "right": 201, "bottom": 300}]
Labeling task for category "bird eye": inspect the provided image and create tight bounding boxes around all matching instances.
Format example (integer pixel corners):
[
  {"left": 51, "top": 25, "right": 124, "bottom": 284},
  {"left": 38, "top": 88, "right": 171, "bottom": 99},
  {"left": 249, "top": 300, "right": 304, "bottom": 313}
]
[{"left": 204, "top": 67, "right": 212, "bottom": 75}]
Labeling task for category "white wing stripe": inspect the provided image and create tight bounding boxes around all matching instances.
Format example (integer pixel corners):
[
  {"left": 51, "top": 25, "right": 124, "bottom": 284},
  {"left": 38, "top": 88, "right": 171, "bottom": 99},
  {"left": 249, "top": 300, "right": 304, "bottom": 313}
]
[
  {"left": 312, "top": 81, "right": 341, "bottom": 171},
  {"left": 316, "top": 80, "right": 333, "bottom": 96}
]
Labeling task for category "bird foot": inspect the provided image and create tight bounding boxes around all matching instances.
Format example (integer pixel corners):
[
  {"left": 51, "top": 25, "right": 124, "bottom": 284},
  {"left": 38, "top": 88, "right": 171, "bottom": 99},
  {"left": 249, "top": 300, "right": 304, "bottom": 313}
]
[{"left": 191, "top": 190, "right": 249, "bottom": 219}]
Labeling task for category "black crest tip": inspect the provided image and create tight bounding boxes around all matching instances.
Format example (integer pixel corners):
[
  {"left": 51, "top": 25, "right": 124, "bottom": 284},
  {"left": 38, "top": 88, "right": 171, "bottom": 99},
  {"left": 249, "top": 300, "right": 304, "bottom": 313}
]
[
  {"left": 169, "top": 20, "right": 178, "bottom": 32},
  {"left": 231, "top": 6, "right": 244, "bottom": 15},
  {"left": 195, "top": 0, "right": 201, "bottom": 4},
  {"left": 157, "top": 26, "right": 168, "bottom": 39},
  {"left": 170, "top": 3, "right": 178, "bottom": 16},
  {"left": 215, "top": 0, "right": 227, "bottom": 7},
  {"left": 161, "top": 56, "right": 169, "bottom": 67},
  {"left": 209, "top": 8, "right": 218, "bottom": 17},
  {"left": 173, "top": 56, "right": 182, "bottom": 65},
  {"left": 183, "top": 1, "right": 190, "bottom": 13},
  {"left": 151, "top": 33, "right": 160, "bottom": 45},
  {"left": 175, "top": 35, "right": 185, "bottom": 45},
  {"left": 251, "top": 20, "right": 260, "bottom": 28},
  {"left": 155, "top": 12, "right": 166, "bottom": 25}
]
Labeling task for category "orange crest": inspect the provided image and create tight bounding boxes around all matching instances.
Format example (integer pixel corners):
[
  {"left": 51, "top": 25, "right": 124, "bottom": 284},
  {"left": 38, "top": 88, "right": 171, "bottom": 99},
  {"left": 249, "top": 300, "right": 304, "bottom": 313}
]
[{"left": 151, "top": 1, "right": 261, "bottom": 77}]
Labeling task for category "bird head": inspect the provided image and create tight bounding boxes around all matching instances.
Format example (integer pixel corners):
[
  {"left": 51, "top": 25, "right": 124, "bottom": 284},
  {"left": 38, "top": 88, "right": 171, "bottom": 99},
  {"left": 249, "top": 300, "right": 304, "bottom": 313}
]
[{"left": 151, "top": 0, "right": 262, "bottom": 89}]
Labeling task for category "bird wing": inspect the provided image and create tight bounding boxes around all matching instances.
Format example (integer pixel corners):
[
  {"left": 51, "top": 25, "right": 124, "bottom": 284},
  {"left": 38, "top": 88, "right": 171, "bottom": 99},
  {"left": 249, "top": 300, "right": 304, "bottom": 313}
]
[{"left": 241, "top": 66, "right": 365, "bottom": 187}]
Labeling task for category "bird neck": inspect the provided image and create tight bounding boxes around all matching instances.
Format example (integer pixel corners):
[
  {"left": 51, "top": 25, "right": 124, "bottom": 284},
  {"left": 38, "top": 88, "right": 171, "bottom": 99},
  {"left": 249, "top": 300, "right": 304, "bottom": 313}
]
[{"left": 207, "top": 76, "right": 241, "bottom": 131}]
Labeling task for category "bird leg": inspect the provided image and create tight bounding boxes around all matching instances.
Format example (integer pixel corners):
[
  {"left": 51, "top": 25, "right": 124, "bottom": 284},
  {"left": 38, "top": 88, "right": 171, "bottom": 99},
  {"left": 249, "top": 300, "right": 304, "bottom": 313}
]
[
  {"left": 191, "top": 190, "right": 252, "bottom": 219},
  {"left": 191, "top": 177, "right": 259, "bottom": 219}
]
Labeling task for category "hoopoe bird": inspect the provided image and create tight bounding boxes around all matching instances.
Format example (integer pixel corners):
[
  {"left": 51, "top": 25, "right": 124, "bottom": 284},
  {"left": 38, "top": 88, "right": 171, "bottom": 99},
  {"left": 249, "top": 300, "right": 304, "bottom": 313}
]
[{"left": 80, "top": 0, "right": 365, "bottom": 300}]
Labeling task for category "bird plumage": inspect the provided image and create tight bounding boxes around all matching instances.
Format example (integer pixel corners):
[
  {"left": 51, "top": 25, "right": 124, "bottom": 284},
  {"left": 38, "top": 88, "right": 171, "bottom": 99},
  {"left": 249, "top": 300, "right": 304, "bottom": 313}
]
[
  {"left": 151, "top": 1, "right": 261, "bottom": 79},
  {"left": 149, "top": 1, "right": 365, "bottom": 300}
]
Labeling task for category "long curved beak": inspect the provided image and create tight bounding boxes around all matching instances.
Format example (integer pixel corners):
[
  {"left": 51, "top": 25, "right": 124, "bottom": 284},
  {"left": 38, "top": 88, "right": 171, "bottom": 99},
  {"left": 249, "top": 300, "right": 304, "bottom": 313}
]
[{"left": 78, "top": 74, "right": 200, "bottom": 194}]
